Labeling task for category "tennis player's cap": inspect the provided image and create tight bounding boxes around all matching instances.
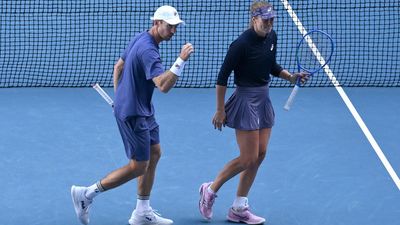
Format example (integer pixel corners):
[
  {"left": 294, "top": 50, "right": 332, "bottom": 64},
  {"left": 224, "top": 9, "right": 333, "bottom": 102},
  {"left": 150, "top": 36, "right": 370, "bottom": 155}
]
[
  {"left": 151, "top": 5, "right": 185, "bottom": 25},
  {"left": 251, "top": 5, "right": 277, "bottom": 19}
]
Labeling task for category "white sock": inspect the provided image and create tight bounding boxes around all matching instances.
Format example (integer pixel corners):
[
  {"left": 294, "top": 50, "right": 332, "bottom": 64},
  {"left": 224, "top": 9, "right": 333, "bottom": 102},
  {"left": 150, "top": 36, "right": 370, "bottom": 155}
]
[
  {"left": 233, "top": 196, "right": 248, "bottom": 210},
  {"left": 207, "top": 185, "right": 216, "bottom": 194},
  {"left": 85, "top": 182, "right": 103, "bottom": 200},
  {"left": 136, "top": 196, "right": 150, "bottom": 213}
]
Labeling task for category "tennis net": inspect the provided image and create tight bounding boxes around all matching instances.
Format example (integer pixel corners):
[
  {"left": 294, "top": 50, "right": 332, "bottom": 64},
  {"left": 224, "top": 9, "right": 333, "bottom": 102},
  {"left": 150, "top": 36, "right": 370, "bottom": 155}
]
[{"left": 1, "top": 0, "right": 399, "bottom": 87}]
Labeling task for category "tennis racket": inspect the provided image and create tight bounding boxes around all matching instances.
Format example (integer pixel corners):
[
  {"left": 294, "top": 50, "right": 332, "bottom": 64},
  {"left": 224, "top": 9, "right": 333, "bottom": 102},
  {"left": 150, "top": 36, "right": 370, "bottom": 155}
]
[
  {"left": 283, "top": 29, "right": 334, "bottom": 111},
  {"left": 93, "top": 83, "right": 114, "bottom": 107}
]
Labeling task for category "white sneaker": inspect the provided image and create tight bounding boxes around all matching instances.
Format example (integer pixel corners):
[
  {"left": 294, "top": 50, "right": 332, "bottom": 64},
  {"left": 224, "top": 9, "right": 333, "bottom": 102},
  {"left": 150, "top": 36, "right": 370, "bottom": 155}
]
[
  {"left": 71, "top": 185, "right": 93, "bottom": 225},
  {"left": 128, "top": 207, "right": 173, "bottom": 225}
]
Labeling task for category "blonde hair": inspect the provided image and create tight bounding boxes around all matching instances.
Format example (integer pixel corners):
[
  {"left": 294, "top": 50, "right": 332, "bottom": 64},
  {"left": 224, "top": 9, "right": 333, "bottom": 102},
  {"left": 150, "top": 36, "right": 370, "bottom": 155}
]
[{"left": 249, "top": 1, "right": 272, "bottom": 28}]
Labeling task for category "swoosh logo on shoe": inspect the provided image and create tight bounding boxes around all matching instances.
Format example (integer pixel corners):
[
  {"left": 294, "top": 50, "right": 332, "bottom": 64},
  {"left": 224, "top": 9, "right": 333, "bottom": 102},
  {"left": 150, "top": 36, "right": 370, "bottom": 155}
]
[
  {"left": 80, "top": 201, "right": 85, "bottom": 210},
  {"left": 145, "top": 216, "right": 153, "bottom": 221},
  {"left": 232, "top": 212, "right": 249, "bottom": 221}
]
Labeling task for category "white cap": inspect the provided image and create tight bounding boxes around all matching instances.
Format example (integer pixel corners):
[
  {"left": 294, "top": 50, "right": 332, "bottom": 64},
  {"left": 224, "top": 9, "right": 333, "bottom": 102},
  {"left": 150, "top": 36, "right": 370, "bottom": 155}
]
[{"left": 150, "top": 5, "right": 185, "bottom": 25}]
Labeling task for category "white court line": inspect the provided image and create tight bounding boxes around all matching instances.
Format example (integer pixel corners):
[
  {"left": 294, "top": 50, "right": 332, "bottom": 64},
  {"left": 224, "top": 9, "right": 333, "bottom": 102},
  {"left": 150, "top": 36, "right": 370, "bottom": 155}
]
[{"left": 281, "top": 0, "right": 400, "bottom": 190}]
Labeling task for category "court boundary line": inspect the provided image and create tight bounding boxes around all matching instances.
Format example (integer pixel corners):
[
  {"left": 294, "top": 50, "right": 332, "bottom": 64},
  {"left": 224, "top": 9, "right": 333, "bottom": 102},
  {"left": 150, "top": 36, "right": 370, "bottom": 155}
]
[{"left": 281, "top": 0, "right": 400, "bottom": 190}]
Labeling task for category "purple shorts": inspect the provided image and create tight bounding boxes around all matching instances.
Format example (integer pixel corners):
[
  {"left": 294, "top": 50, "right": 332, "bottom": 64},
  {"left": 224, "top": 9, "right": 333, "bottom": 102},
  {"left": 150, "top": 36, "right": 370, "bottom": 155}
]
[
  {"left": 225, "top": 85, "right": 275, "bottom": 131},
  {"left": 115, "top": 115, "right": 160, "bottom": 161}
]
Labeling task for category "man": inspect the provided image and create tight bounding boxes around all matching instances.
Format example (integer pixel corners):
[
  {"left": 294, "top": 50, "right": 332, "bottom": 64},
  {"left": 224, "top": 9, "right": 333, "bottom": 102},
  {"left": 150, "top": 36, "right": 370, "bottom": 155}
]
[{"left": 71, "top": 5, "right": 194, "bottom": 225}]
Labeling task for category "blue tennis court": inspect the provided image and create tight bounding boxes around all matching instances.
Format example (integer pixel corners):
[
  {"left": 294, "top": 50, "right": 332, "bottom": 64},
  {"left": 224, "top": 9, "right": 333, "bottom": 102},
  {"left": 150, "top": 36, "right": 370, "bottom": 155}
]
[{"left": 0, "top": 87, "right": 399, "bottom": 225}]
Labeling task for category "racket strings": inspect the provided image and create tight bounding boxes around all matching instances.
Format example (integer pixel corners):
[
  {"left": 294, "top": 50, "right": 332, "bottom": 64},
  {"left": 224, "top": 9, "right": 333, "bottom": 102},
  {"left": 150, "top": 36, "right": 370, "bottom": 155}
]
[{"left": 297, "top": 32, "right": 333, "bottom": 73}]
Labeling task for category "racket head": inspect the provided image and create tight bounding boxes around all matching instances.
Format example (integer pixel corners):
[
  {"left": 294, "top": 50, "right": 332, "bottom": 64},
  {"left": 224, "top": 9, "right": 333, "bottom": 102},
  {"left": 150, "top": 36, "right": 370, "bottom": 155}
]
[{"left": 296, "top": 30, "right": 334, "bottom": 75}]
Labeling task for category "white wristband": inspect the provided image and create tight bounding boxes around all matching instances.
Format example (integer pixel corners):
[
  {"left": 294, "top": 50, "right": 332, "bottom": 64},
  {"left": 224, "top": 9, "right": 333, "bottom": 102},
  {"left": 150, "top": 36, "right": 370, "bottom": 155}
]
[{"left": 169, "top": 57, "right": 186, "bottom": 77}]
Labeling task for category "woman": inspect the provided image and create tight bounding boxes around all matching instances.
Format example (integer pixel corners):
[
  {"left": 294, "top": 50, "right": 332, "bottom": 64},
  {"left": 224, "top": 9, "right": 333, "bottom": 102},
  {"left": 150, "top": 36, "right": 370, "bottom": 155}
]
[{"left": 198, "top": 1, "right": 308, "bottom": 224}]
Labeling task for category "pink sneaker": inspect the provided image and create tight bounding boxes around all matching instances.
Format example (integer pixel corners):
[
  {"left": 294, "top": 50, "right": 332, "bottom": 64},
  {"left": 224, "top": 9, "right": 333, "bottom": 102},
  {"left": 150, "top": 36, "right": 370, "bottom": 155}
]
[
  {"left": 227, "top": 207, "right": 266, "bottom": 224},
  {"left": 198, "top": 182, "right": 217, "bottom": 220}
]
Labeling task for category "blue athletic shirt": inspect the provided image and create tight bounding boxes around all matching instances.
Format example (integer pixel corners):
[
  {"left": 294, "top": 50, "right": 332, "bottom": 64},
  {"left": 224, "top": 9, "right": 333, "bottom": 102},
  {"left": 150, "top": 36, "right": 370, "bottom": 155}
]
[
  {"left": 114, "top": 31, "right": 164, "bottom": 120},
  {"left": 217, "top": 28, "right": 283, "bottom": 87}
]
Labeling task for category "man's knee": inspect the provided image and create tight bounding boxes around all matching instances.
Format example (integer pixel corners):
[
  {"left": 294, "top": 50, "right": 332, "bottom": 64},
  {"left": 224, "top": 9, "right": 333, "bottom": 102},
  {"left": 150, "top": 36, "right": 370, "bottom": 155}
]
[
  {"left": 150, "top": 144, "right": 162, "bottom": 162},
  {"left": 128, "top": 160, "right": 149, "bottom": 176}
]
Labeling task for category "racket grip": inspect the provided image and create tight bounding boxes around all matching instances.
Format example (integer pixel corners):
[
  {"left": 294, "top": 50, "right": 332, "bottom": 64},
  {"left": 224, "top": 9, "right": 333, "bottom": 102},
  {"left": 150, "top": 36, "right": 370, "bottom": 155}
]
[
  {"left": 93, "top": 83, "right": 114, "bottom": 107},
  {"left": 283, "top": 85, "right": 300, "bottom": 111}
]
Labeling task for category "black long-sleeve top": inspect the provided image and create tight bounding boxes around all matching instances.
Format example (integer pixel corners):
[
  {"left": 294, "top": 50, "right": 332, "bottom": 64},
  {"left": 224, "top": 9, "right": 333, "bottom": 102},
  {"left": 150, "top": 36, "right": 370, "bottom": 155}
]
[{"left": 217, "top": 28, "right": 283, "bottom": 87}]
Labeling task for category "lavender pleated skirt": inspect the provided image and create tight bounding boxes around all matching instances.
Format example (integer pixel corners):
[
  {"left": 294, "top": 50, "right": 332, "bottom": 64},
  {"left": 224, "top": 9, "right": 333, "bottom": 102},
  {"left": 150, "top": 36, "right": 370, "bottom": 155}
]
[{"left": 225, "top": 85, "right": 275, "bottom": 131}]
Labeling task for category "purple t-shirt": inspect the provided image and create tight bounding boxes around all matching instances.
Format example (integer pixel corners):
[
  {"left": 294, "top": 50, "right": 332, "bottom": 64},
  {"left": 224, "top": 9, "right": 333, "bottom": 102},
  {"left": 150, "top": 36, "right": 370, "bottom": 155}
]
[{"left": 114, "top": 31, "right": 164, "bottom": 120}]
